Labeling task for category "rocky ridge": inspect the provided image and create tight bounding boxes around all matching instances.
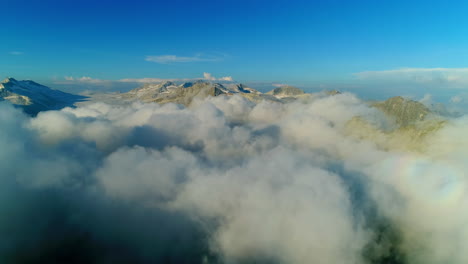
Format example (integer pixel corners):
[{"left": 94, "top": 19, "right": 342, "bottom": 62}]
[{"left": 0, "top": 77, "right": 86, "bottom": 115}]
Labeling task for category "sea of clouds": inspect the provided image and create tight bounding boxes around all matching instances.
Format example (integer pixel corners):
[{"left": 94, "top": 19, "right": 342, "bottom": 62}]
[{"left": 0, "top": 92, "right": 467, "bottom": 263}]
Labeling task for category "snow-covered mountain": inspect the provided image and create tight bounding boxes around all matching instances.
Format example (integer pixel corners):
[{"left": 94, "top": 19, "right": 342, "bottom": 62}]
[{"left": 0, "top": 77, "right": 86, "bottom": 115}]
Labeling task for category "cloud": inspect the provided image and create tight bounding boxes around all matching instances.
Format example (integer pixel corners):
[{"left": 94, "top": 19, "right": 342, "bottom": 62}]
[
  {"left": 119, "top": 77, "right": 175, "bottom": 83},
  {"left": 53, "top": 76, "right": 126, "bottom": 94},
  {"left": 451, "top": 95, "right": 463, "bottom": 103},
  {"left": 419, "top": 93, "right": 433, "bottom": 106},
  {"left": 65, "top": 73, "right": 233, "bottom": 84},
  {"left": 354, "top": 67, "right": 468, "bottom": 87},
  {"left": 203, "top": 72, "right": 233, "bottom": 81},
  {"left": 218, "top": 76, "right": 233, "bottom": 81},
  {"left": 115, "top": 72, "right": 233, "bottom": 84},
  {"left": 60, "top": 76, "right": 109, "bottom": 84},
  {"left": 145, "top": 53, "right": 225, "bottom": 64},
  {"left": 3, "top": 89, "right": 468, "bottom": 263},
  {"left": 9, "top": 51, "right": 24, "bottom": 55},
  {"left": 77, "top": 76, "right": 106, "bottom": 83},
  {"left": 272, "top": 83, "right": 289, "bottom": 87}
]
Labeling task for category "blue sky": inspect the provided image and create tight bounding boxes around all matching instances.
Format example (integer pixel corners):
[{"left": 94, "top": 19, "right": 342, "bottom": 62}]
[{"left": 3, "top": 0, "right": 468, "bottom": 99}]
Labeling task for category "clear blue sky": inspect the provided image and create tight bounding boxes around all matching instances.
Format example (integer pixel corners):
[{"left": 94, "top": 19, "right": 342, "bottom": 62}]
[{"left": 3, "top": 0, "right": 468, "bottom": 89}]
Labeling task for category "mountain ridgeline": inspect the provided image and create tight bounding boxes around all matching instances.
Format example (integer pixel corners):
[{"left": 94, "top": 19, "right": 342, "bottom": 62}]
[
  {"left": 120, "top": 80, "right": 281, "bottom": 105},
  {"left": 0, "top": 77, "right": 86, "bottom": 115},
  {"left": 372, "top": 96, "right": 430, "bottom": 127},
  {"left": 0, "top": 77, "right": 447, "bottom": 131}
]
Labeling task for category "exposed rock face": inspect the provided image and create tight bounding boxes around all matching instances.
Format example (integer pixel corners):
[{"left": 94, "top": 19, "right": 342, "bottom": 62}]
[
  {"left": 123, "top": 81, "right": 230, "bottom": 105},
  {"left": 326, "top": 90, "right": 342, "bottom": 96},
  {"left": 0, "top": 77, "right": 86, "bottom": 115},
  {"left": 120, "top": 81, "right": 276, "bottom": 106},
  {"left": 266, "top": 86, "right": 305, "bottom": 97},
  {"left": 373, "top": 96, "right": 430, "bottom": 127},
  {"left": 226, "top": 84, "right": 262, "bottom": 95},
  {"left": 120, "top": 82, "right": 333, "bottom": 106}
]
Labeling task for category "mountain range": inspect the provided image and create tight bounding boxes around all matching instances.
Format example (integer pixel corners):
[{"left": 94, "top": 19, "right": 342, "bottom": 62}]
[
  {"left": 0, "top": 78, "right": 444, "bottom": 129},
  {"left": 118, "top": 80, "right": 305, "bottom": 105}
]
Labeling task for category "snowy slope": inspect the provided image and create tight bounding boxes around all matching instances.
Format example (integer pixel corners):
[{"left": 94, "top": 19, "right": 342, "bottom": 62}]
[{"left": 0, "top": 77, "right": 86, "bottom": 115}]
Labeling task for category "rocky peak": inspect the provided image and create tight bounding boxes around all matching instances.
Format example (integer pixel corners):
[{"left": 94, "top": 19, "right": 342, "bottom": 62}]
[
  {"left": 2, "top": 77, "right": 18, "bottom": 84},
  {"left": 267, "top": 86, "right": 305, "bottom": 96},
  {"left": 326, "top": 90, "right": 342, "bottom": 96},
  {"left": 160, "top": 81, "right": 175, "bottom": 87},
  {"left": 373, "top": 96, "right": 430, "bottom": 127}
]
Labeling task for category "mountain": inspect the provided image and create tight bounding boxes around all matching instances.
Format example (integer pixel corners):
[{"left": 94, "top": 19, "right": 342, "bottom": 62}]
[
  {"left": 0, "top": 77, "right": 86, "bottom": 115},
  {"left": 372, "top": 96, "right": 430, "bottom": 127},
  {"left": 266, "top": 85, "right": 305, "bottom": 97},
  {"left": 122, "top": 81, "right": 228, "bottom": 105},
  {"left": 345, "top": 96, "right": 447, "bottom": 153},
  {"left": 119, "top": 82, "right": 313, "bottom": 105},
  {"left": 227, "top": 83, "right": 262, "bottom": 94},
  {"left": 120, "top": 81, "right": 279, "bottom": 105}
]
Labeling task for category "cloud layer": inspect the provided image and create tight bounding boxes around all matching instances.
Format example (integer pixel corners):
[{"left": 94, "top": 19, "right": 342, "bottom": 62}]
[
  {"left": 355, "top": 67, "right": 468, "bottom": 88},
  {"left": 0, "top": 93, "right": 467, "bottom": 263},
  {"left": 146, "top": 53, "right": 226, "bottom": 64}
]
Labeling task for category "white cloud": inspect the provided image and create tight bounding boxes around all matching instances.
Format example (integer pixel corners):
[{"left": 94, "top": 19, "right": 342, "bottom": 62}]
[
  {"left": 272, "top": 83, "right": 289, "bottom": 87},
  {"left": 354, "top": 67, "right": 468, "bottom": 87},
  {"left": 419, "top": 93, "right": 433, "bottom": 106},
  {"left": 121, "top": 73, "right": 234, "bottom": 83},
  {"left": 203, "top": 72, "right": 216, "bottom": 81},
  {"left": 218, "top": 76, "right": 234, "bottom": 81},
  {"left": 9, "top": 51, "right": 24, "bottom": 55},
  {"left": 2, "top": 92, "right": 468, "bottom": 263},
  {"left": 145, "top": 53, "right": 225, "bottom": 64},
  {"left": 61, "top": 76, "right": 108, "bottom": 84},
  {"left": 451, "top": 95, "right": 463, "bottom": 103},
  {"left": 203, "top": 72, "right": 233, "bottom": 81},
  {"left": 119, "top": 77, "right": 174, "bottom": 83}
]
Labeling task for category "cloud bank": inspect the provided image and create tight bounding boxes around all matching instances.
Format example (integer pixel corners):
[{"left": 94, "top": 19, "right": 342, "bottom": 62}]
[
  {"left": 355, "top": 67, "right": 468, "bottom": 88},
  {"left": 146, "top": 53, "right": 226, "bottom": 64},
  {"left": 0, "top": 93, "right": 467, "bottom": 263}
]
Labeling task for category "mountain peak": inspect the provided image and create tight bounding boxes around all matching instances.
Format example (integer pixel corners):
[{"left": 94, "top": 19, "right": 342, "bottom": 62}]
[
  {"left": 266, "top": 86, "right": 305, "bottom": 96},
  {"left": 0, "top": 78, "right": 86, "bottom": 115},
  {"left": 161, "top": 81, "right": 175, "bottom": 87},
  {"left": 2, "top": 77, "right": 18, "bottom": 84},
  {"left": 373, "top": 96, "right": 430, "bottom": 127}
]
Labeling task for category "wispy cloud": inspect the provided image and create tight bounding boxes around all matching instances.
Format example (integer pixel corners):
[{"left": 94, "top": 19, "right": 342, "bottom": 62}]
[
  {"left": 61, "top": 76, "right": 109, "bottom": 84},
  {"left": 120, "top": 73, "right": 234, "bottom": 83},
  {"left": 272, "top": 83, "right": 289, "bottom": 87},
  {"left": 451, "top": 95, "right": 463, "bottom": 103},
  {"left": 145, "top": 53, "right": 226, "bottom": 64},
  {"left": 354, "top": 67, "right": 468, "bottom": 87},
  {"left": 119, "top": 78, "right": 177, "bottom": 83},
  {"left": 9, "top": 51, "right": 24, "bottom": 55}
]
